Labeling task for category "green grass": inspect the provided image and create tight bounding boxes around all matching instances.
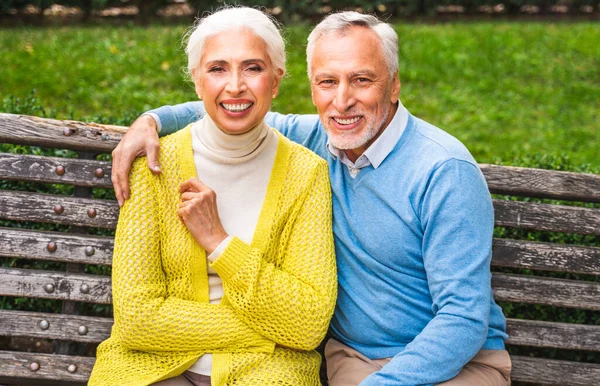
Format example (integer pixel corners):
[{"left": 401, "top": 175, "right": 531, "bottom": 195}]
[{"left": 0, "top": 22, "right": 599, "bottom": 166}]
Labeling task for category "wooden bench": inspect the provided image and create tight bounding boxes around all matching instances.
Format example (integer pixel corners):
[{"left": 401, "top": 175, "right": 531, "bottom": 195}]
[{"left": 1, "top": 113, "right": 599, "bottom": 385}]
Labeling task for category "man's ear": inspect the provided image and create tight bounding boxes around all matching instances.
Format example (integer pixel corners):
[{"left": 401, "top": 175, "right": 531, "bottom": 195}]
[{"left": 391, "top": 73, "right": 401, "bottom": 104}]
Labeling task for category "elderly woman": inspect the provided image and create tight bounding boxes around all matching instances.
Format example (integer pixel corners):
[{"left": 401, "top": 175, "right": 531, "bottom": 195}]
[{"left": 88, "top": 7, "right": 336, "bottom": 386}]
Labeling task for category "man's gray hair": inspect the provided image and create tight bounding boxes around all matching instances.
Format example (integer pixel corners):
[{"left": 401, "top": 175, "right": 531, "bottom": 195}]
[
  {"left": 306, "top": 11, "right": 398, "bottom": 79},
  {"left": 185, "top": 6, "right": 286, "bottom": 79}
]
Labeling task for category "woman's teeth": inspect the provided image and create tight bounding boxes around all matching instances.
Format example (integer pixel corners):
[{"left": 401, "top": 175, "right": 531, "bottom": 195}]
[{"left": 222, "top": 102, "right": 253, "bottom": 112}]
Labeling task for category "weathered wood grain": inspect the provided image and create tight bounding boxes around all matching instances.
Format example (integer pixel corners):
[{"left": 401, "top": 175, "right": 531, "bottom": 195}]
[
  {"left": 0, "top": 190, "right": 119, "bottom": 229},
  {"left": 481, "top": 164, "right": 600, "bottom": 203},
  {"left": 0, "top": 113, "right": 125, "bottom": 152},
  {"left": 493, "top": 199, "right": 600, "bottom": 236},
  {"left": 0, "top": 153, "right": 112, "bottom": 188},
  {"left": 0, "top": 350, "right": 93, "bottom": 382},
  {"left": 506, "top": 318, "right": 600, "bottom": 351},
  {"left": 0, "top": 227, "right": 113, "bottom": 266},
  {"left": 0, "top": 268, "right": 111, "bottom": 304},
  {"left": 511, "top": 355, "right": 600, "bottom": 385},
  {"left": 492, "top": 238, "right": 600, "bottom": 275},
  {"left": 0, "top": 310, "right": 112, "bottom": 343},
  {"left": 492, "top": 273, "right": 600, "bottom": 311}
]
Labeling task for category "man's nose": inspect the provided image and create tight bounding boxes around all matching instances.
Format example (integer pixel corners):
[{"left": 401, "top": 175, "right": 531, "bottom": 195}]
[{"left": 333, "top": 83, "right": 355, "bottom": 112}]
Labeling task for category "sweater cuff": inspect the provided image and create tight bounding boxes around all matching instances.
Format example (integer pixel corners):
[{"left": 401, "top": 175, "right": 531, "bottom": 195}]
[
  {"left": 209, "top": 237, "right": 253, "bottom": 282},
  {"left": 207, "top": 236, "right": 234, "bottom": 263}
]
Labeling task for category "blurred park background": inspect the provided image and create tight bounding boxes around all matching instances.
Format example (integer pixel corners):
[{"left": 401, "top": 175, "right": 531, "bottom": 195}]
[
  {"left": 1, "top": 0, "right": 599, "bottom": 168},
  {"left": 1, "top": 1, "right": 599, "bottom": 381}
]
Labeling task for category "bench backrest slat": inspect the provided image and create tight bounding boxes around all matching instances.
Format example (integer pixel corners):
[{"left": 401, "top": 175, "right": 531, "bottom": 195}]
[
  {"left": 0, "top": 190, "right": 119, "bottom": 229},
  {"left": 481, "top": 164, "right": 600, "bottom": 203},
  {"left": 492, "top": 273, "right": 600, "bottom": 311},
  {"left": 510, "top": 355, "right": 600, "bottom": 386},
  {"left": 506, "top": 318, "right": 600, "bottom": 351},
  {"left": 0, "top": 351, "right": 92, "bottom": 384},
  {"left": 0, "top": 310, "right": 113, "bottom": 344},
  {"left": 491, "top": 238, "right": 600, "bottom": 275},
  {"left": 0, "top": 268, "right": 112, "bottom": 304},
  {"left": 493, "top": 199, "right": 600, "bottom": 236},
  {"left": 5, "top": 191, "right": 599, "bottom": 238},
  {"left": 5, "top": 227, "right": 600, "bottom": 275},
  {"left": 0, "top": 153, "right": 112, "bottom": 188},
  {"left": 0, "top": 113, "right": 125, "bottom": 153},
  {"left": 0, "top": 227, "right": 114, "bottom": 266}
]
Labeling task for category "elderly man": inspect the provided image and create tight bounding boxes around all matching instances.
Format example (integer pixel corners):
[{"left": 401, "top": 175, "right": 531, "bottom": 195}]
[{"left": 111, "top": 12, "right": 510, "bottom": 386}]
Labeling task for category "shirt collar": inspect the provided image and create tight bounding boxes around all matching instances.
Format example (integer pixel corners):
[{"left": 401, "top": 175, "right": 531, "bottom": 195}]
[{"left": 326, "top": 101, "right": 408, "bottom": 169}]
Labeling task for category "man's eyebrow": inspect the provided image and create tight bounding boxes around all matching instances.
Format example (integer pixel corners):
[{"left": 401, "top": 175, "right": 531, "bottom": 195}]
[{"left": 349, "top": 69, "right": 378, "bottom": 78}]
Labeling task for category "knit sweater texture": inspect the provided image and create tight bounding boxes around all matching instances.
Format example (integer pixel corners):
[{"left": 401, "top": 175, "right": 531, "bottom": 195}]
[
  {"left": 88, "top": 126, "right": 337, "bottom": 386},
  {"left": 151, "top": 102, "right": 508, "bottom": 386}
]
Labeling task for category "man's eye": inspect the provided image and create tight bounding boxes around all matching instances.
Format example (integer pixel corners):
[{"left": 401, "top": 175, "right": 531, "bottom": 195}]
[
  {"left": 319, "top": 80, "right": 335, "bottom": 85},
  {"left": 356, "top": 77, "right": 370, "bottom": 83}
]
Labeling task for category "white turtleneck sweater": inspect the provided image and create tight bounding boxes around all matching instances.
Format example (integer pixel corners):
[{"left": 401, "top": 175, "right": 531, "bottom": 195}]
[{"left": 187, "top": 115, "right": 279, "bottom": 375}]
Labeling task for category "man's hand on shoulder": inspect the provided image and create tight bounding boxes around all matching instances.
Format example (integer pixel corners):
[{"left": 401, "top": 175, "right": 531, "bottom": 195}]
[{"left": 111, "top": 114, "right": 161, "bottom": 207}]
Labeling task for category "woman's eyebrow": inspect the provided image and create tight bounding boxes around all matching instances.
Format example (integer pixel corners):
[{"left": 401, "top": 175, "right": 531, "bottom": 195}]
[
  {"left": 241, "top": 59, "right": 267, "bottom": 66},
  {"left": 205, "top": 60, "right": 228, "bottom": 67}
]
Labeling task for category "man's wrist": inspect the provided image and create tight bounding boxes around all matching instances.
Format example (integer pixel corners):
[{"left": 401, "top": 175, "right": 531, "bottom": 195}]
[{"left": 142, "top": 112, "right": 162, "bottom": 133}]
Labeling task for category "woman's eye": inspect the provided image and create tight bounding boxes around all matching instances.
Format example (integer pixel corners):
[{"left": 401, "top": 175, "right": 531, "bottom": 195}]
[
  {"left": 247, "top": 65, "right": 263, "bottom": 72},
  {"left": 209, "top": 67, "right": 224, "bottom": 73}
]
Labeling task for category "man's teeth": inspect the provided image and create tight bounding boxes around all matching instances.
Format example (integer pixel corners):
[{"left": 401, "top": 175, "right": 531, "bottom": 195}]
[
  {"left": 222, "top": 102, "right": 253, "bottom": 112},
  {"left": 335, "top": 117, "right": 360, "bottom": 125}
]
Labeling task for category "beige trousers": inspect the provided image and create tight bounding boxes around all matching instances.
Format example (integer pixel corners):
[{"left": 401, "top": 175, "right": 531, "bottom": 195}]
[
  {"left": 152, "top": 371, "right": 211, "bottom": 386},
  {"left": 325, "top": 338, "right": 511, "bottom": 386}
]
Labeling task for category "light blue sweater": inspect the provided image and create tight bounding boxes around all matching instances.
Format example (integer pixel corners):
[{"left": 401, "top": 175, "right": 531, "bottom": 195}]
[{"left": 149, "top": 102, "right": 508, "bottom": 386}]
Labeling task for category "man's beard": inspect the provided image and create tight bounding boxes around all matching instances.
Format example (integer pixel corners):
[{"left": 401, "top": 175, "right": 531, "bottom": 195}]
[{"left": 324, "top": 105, "right": 391, "bottom": 151}]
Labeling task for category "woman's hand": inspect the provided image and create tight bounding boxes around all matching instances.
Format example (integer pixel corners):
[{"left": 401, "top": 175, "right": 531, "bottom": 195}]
[{"left": 178, "top": 178, "right": 228, "bottom": 254}]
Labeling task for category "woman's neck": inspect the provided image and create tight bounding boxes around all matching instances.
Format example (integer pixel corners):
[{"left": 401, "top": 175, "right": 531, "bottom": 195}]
[{"left": 193, "top": 115, "right": 270, "bottom": 163}]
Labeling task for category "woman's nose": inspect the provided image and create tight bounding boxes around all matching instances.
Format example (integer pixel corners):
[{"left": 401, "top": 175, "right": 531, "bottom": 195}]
[{"left": 225, "top": 72, "right": 246, "bottom": 95}]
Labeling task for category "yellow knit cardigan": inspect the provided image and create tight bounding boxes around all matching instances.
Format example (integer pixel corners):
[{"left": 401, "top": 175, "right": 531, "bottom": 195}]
[{"left": 89, "top": 126, "right": 336, "bottom": 386}]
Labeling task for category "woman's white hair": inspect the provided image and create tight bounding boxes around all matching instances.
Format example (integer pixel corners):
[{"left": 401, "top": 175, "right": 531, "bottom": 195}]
[
  {"left": 306, "top": 11, "right": 398, "bottom": 79},
  {"left": 185, "top": 6, "right": 286, "bottom": 79}
]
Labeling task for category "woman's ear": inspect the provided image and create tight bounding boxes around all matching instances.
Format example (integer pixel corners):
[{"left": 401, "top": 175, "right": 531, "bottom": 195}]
[
  {"left": 271, "top": 69, "right": 284, "bottom": 98},
  {"left": 192, "top": 68, "right": 202, "bottom": 100}
]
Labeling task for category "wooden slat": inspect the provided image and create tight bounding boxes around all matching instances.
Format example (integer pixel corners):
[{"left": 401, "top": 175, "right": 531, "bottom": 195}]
[
  {"left": 493, "top": 199, "right": 600, "bottom": 236},
  {"left": 492, "top": 273, "right": 600, "bottom": 311},
  {"left": 481, "top": 164, "right": 600, "bottom": 203},
  {"left": 511, "top": 355, "right": 600, "bottom": 385},
  {"left": 0, "top": 190, "right": 119, "bottom": 229},
  {"left": 0, "top": 227, "right": 113, "bottom": 266},
  {"left": 0, "top": 268, "right": 111, "bottom": 304},
  {"left": 506, "top": 318, "right": 600, "bottom": 351},
  {"left": 0, "top": 350, "right": 93, "bottom": 382},
  {"left": 0, "top": 113, "right": 125, "bottom": 152},
  {"left": 0, "top": 153, "right": 112, "bottom": 188},
  {"left": 0, "top": 310, "right": 112, "bottom": 343},
  {"left": 492, "top": 238, "right": 600, "bottom": 275}
]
